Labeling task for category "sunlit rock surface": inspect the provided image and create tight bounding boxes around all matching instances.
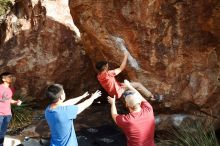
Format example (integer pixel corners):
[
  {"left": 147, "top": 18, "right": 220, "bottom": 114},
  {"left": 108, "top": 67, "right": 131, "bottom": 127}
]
[
  {"left": 0, "top": 0, "right": 98, "bottom": 100},
  {"left": 69, "top": 0, "right": 220, "bottom": 124}
]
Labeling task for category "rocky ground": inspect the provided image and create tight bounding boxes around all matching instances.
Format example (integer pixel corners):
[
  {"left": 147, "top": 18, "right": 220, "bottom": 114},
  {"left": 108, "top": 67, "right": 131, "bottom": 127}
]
[{"left": 4, "top": 100, "right": 220, "bottom": 146}]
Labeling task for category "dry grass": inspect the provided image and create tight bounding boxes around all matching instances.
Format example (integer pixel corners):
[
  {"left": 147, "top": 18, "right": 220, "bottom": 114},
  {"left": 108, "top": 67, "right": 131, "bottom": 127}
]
[
  {"left": 158, "top": 120, "right": 219, "bottom": 146},
  {"left": 0, "top": 0, "right": 11, "bottom": 16}
]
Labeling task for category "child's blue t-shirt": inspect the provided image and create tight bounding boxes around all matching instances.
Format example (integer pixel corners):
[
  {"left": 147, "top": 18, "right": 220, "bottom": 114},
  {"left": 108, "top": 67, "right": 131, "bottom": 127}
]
[{"left": 45, "top": 105, "right": 78, "bottom": 146}]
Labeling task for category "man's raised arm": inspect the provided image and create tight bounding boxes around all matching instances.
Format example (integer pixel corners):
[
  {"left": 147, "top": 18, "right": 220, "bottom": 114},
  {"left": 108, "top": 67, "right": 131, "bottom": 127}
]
[{"left": 107, "top": 95, "right": 118, "bottom": 123}]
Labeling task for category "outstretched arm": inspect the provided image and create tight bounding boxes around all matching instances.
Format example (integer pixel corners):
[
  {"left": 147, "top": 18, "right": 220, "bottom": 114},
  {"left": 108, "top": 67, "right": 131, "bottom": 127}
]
[
  {"left": 114, "top": 52, "right": 128, "bottom": 75},
  {"left": 11, "top": 99, "right": 22, "bottom": 105},
  {"left": 63, "top": 92, "right": 89, "bottom": 106},
  {"left": 107, "top": 96, "right": 118, "bottom": 123},
  {"left": 76, "top": 90, "right": 101, "bottom": 114}
]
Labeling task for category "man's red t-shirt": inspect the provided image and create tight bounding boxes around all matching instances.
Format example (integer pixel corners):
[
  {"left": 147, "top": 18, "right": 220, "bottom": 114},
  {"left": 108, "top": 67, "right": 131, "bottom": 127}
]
[
  {"left": 0, "top": 84, "right": 14, "bottom": 115},
  {"left": 116, "top": 101, "right": 155, "bottom": 146},
  {"left": 97, "top": 70, "right": 124, "bottom": 99}
]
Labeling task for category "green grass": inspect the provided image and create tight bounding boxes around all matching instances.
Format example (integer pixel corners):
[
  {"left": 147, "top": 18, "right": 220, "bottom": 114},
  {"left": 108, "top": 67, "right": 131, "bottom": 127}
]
[
  {"left": 0, "top": 0, "right": 11, "bottom": 16},
  {"left": 158, "top": 120, "right": 219, "bottom": 146}
]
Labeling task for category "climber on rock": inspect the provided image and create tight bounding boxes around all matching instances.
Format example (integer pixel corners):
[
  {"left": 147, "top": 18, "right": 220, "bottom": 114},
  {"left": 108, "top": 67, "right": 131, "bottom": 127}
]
[{"left": 95, "top": 52, "right": 155, "bottom": 100}]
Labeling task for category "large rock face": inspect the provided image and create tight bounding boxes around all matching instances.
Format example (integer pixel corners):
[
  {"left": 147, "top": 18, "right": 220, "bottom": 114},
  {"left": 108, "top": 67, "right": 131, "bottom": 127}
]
[
  {"left": 69, "top": 0, "right": 220, "bottom": 122},
  {"left": 0, "top": 0, "right": 99, "bottom": 101},
  {"left": 1, "top": 0, "right": 220, "bottom": 129}
]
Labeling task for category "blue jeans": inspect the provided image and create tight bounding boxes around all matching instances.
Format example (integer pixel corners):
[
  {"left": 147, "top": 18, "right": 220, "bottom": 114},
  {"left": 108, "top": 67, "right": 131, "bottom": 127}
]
[{"left": 0, "top": 115, "right": 12, "bottom": 146}]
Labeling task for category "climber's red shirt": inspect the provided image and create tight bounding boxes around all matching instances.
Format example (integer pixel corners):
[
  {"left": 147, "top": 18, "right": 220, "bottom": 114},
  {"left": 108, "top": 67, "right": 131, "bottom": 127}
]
[{"left": 97, "top": 70, "right": 124, "bottom": 99}]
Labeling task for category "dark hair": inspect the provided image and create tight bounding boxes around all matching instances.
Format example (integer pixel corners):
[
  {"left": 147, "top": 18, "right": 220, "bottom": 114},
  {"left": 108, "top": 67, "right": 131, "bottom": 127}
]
[
  {"left": 122, "top": 90, "right": 135, "bottom": 98},
  {"left": 0, "top": 72, "right": 13, "bottom": 83},
  {"left": 96, "top": 61, "right": 108, "bottom": 71},
  {"left": 45, "top": 84, "right": 64, "bottom": 103},
  {"left": 0, "top": 72, "right": 13, "bottom": 78}
]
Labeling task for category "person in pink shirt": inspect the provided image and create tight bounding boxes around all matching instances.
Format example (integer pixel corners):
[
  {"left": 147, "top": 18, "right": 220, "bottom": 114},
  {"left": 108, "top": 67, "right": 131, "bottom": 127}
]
[
  {"left": 107, "top": 80, "right": 155, "bottom": 146},
  {"left": 96, "top": 53, "right": 154, "bottom": 100},
  {"left": 0, "top": 72, "right": 22, "bottom": 146}
]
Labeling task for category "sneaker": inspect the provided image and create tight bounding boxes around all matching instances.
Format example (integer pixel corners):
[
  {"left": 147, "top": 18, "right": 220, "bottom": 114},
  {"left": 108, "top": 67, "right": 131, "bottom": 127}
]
[{"left": 152, "top": 94, "right": 164, "bottom": 102}]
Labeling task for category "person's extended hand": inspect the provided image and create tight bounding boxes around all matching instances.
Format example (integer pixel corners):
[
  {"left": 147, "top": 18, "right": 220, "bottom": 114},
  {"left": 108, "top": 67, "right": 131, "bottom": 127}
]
[
  {"left": 124, "top": 51, "right": 129, "bottom": 57},
  {"left": 16, "top": 100, "right": 22, "bottom": 106},
  {"left": 82, "top": 91, "right": 89, "bottom": 98},
  {"left": 124, "top": 79, "right": 132, "bottom": 88},
  {"left": 91, "top": 90, "right": 102, "bottom": 100},
  {"left": 107, "top": 95, "right": 116, "bottom": 105}
]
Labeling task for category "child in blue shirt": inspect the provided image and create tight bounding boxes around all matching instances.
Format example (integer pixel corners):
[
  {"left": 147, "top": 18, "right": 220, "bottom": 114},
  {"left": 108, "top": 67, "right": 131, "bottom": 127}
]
[{"left": 45, "top": 84, "right": 101, "bottom": 146}]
